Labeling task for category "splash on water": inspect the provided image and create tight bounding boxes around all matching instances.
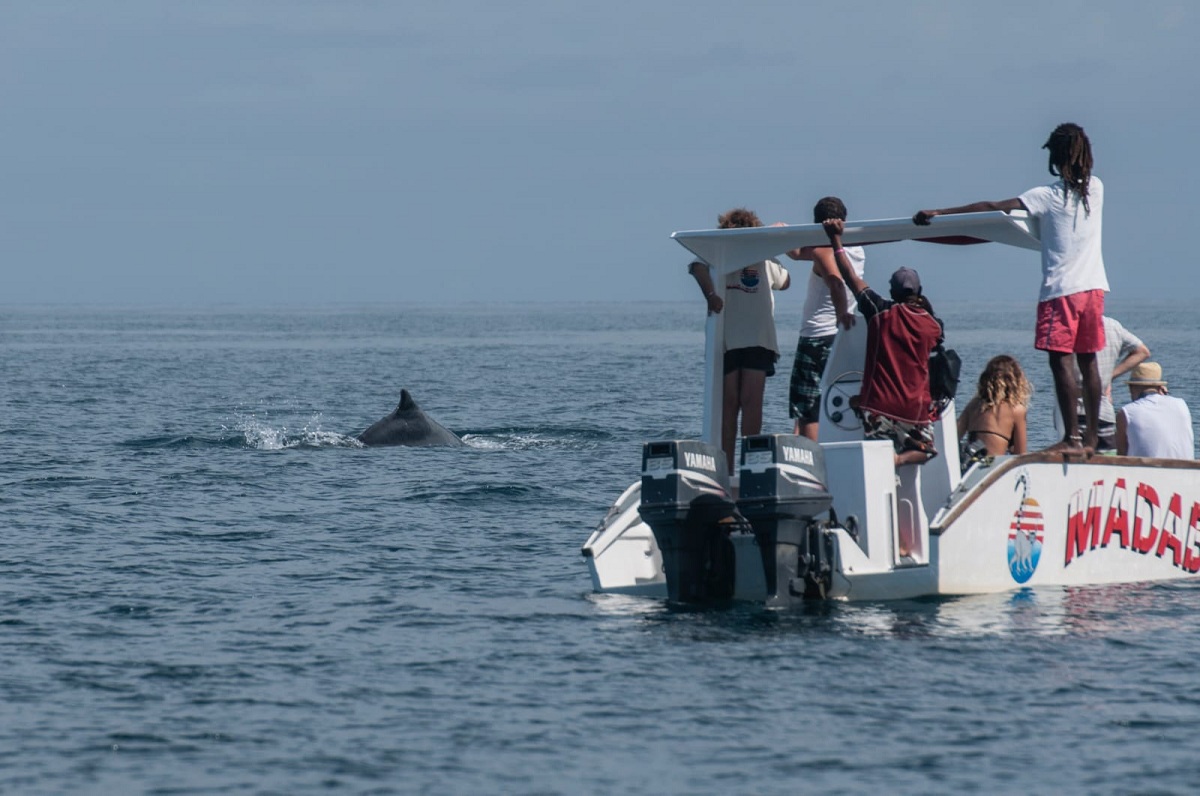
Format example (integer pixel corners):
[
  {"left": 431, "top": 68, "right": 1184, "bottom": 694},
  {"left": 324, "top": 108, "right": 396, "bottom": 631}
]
[{"left": 231, "top": 413, "right": 363, "bottom": 450}]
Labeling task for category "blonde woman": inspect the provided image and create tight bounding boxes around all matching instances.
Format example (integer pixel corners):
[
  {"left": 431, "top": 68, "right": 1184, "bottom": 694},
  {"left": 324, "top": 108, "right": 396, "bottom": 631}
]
[{"left": 957, "top": 355, "right": 1033, "bottom": 465}]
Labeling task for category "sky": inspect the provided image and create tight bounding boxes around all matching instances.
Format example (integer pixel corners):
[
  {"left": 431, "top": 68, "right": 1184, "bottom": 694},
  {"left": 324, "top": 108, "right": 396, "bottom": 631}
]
[{"left": 2, "top": 1, "right": 1197, "bottom": 306}]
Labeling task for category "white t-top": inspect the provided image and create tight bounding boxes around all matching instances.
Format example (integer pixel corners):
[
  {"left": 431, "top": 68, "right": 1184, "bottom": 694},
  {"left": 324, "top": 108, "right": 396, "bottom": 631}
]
[
  {"left": 798, "top": 247, "right": 866, "bottom": 338},
  {"left": 720, "top": 259, "right": 789, "bottom": 354},
  {"left": 1122, "top": 392, "right": 1195, "bottom": 460},
  {"left": 1019, "top": 175, "right": 1108, "bottom": 302}
]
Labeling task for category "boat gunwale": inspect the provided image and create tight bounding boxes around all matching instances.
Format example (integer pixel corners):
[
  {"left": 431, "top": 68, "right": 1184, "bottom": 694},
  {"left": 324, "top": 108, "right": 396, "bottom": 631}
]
[{"left": 931, "top": 452, "right": 1200, "bottom": 535}]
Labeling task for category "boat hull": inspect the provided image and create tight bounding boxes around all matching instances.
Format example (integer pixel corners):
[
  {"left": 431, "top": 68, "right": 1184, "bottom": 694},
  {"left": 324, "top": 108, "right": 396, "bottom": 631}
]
[
  {"left": 933, "top": 453, "right": 1200, "bottom": 594},
  {"left": 584, "top": 452, "right": 1200, "bottom": 603}
]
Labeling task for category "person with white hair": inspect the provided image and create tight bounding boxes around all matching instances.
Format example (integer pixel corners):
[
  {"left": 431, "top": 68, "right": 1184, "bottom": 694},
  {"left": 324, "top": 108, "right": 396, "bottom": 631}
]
[{"left": 1115, "top": 362, "right": 1195, "bottom": 459}]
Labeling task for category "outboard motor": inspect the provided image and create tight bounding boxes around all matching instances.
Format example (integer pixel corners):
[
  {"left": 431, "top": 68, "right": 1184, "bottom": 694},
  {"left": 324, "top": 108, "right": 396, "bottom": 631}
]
[
  {"left": 736, "top": 434, "right": 834, "bottom": 604},
  {"left": 638, "top": 440, "right": 740, "bottom": 603}
]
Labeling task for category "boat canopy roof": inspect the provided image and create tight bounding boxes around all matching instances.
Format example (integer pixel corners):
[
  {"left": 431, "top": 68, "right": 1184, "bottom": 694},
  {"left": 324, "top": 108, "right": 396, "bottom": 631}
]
[{"left": 672, "top": 210, "right": 1040, "bottom": 275}]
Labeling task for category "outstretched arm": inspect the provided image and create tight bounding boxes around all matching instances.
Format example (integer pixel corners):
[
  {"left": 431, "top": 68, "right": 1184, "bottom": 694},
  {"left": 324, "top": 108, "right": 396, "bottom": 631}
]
[
  {"left": 786, "top": 245, "right": 817, "bottom": 261},
  {"left": 812, "top": 248, "right": 855, "bottom": 329},
  {"left": 913, "top": 198, "right": 1026, "bottom": 225},
  {"left": 821, "top": 219, "right": 869, "bottom": 297}
]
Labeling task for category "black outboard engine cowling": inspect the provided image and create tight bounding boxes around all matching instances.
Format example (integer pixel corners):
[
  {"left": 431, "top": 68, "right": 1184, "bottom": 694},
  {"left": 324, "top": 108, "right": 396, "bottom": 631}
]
[
  {"left": 638, "top": 440, "right": 739, "bottom": 603},
  {"left": 736, "top": 434, "right": 834, "bottom": 604}
]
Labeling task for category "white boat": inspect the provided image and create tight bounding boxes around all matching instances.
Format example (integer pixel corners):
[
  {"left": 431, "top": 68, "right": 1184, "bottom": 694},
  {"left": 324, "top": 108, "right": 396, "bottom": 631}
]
[{"left": 582, "top": 212, "right": 1200, "bottom": 604}]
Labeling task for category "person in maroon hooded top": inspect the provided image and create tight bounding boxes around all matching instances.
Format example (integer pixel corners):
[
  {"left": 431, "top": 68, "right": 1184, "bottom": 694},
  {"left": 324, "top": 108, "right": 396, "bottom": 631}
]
[{"left": 822, "top": 218, "right": 944, "bottom": 466}]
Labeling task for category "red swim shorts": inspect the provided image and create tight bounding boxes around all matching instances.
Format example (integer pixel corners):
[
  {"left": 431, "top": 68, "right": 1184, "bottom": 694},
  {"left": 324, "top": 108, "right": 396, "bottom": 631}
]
[{"left": 1034, "top": 290, "right": 1106, "bottom": 353}]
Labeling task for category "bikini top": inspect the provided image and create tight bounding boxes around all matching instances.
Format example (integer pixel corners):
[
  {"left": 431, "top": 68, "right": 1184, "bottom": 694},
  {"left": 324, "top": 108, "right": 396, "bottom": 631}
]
[{"left": 967, "top": 428, "right": 1012, "bottom": 446}]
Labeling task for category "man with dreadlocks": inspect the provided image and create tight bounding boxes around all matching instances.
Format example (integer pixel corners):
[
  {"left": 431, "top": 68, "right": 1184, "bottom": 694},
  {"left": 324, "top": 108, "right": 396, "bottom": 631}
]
[
  {"left": 912, "top": 123, "right": 1108, "bottom": 454},
  {"left": 822, "top": 218, "right": 944, "bottom": 467}
]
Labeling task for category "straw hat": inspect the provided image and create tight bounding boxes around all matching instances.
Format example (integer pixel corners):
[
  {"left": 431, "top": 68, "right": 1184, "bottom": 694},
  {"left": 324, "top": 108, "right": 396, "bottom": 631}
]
[{"left": 1127, "top": 361, "right": 1167, "bottom": 387}]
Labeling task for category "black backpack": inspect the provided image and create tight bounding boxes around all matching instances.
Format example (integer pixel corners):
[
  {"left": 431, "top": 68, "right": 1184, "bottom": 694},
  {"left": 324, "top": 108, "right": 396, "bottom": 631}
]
[{"left": 929, "top": 343, "right": 962, "bottom": 410}]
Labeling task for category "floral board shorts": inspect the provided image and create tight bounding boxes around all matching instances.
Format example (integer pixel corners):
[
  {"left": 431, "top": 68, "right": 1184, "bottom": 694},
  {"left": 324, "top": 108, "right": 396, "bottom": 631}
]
[{"left": 860, "top": 408, "right": 937, "bottom": 462}]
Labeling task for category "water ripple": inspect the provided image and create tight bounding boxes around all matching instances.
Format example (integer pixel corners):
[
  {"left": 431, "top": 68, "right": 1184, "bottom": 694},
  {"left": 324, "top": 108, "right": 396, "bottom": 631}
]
[{"left": 3, "top": 303, "right": 1199, "bottom": 795}]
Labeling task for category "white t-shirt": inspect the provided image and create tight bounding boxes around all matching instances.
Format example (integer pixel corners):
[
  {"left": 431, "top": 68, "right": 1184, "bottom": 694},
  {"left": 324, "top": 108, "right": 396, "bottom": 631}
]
[
  {"left": 1122, "top": 392, "right": 1195, "bottom": 460},
  {"left": 1019, "top": 176, "right": 1108, "bottom": 302},
  {"left": 720, "top": 259, "right": 789, "bottom": 354},
  {"left": 798, "top": 247, "right": 866, "bottom": 338}
]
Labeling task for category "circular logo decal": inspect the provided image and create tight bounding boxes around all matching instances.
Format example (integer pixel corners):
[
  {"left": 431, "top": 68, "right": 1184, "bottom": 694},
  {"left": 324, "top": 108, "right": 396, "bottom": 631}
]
[{"left": 1007, "top": 496, "right": 1044, "bottom": 583}]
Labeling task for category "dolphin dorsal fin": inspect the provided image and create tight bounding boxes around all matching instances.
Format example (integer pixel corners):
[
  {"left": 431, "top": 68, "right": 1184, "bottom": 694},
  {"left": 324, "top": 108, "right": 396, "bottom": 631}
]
[{"left": 395, "top": 389, "right": 418, "bottom": 414}]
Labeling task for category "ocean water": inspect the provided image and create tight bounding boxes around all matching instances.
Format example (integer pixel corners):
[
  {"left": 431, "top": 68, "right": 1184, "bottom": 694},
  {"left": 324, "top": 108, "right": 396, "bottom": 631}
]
[{"left": 2, "top": 300, "right": 1199, "bottom": 795}]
